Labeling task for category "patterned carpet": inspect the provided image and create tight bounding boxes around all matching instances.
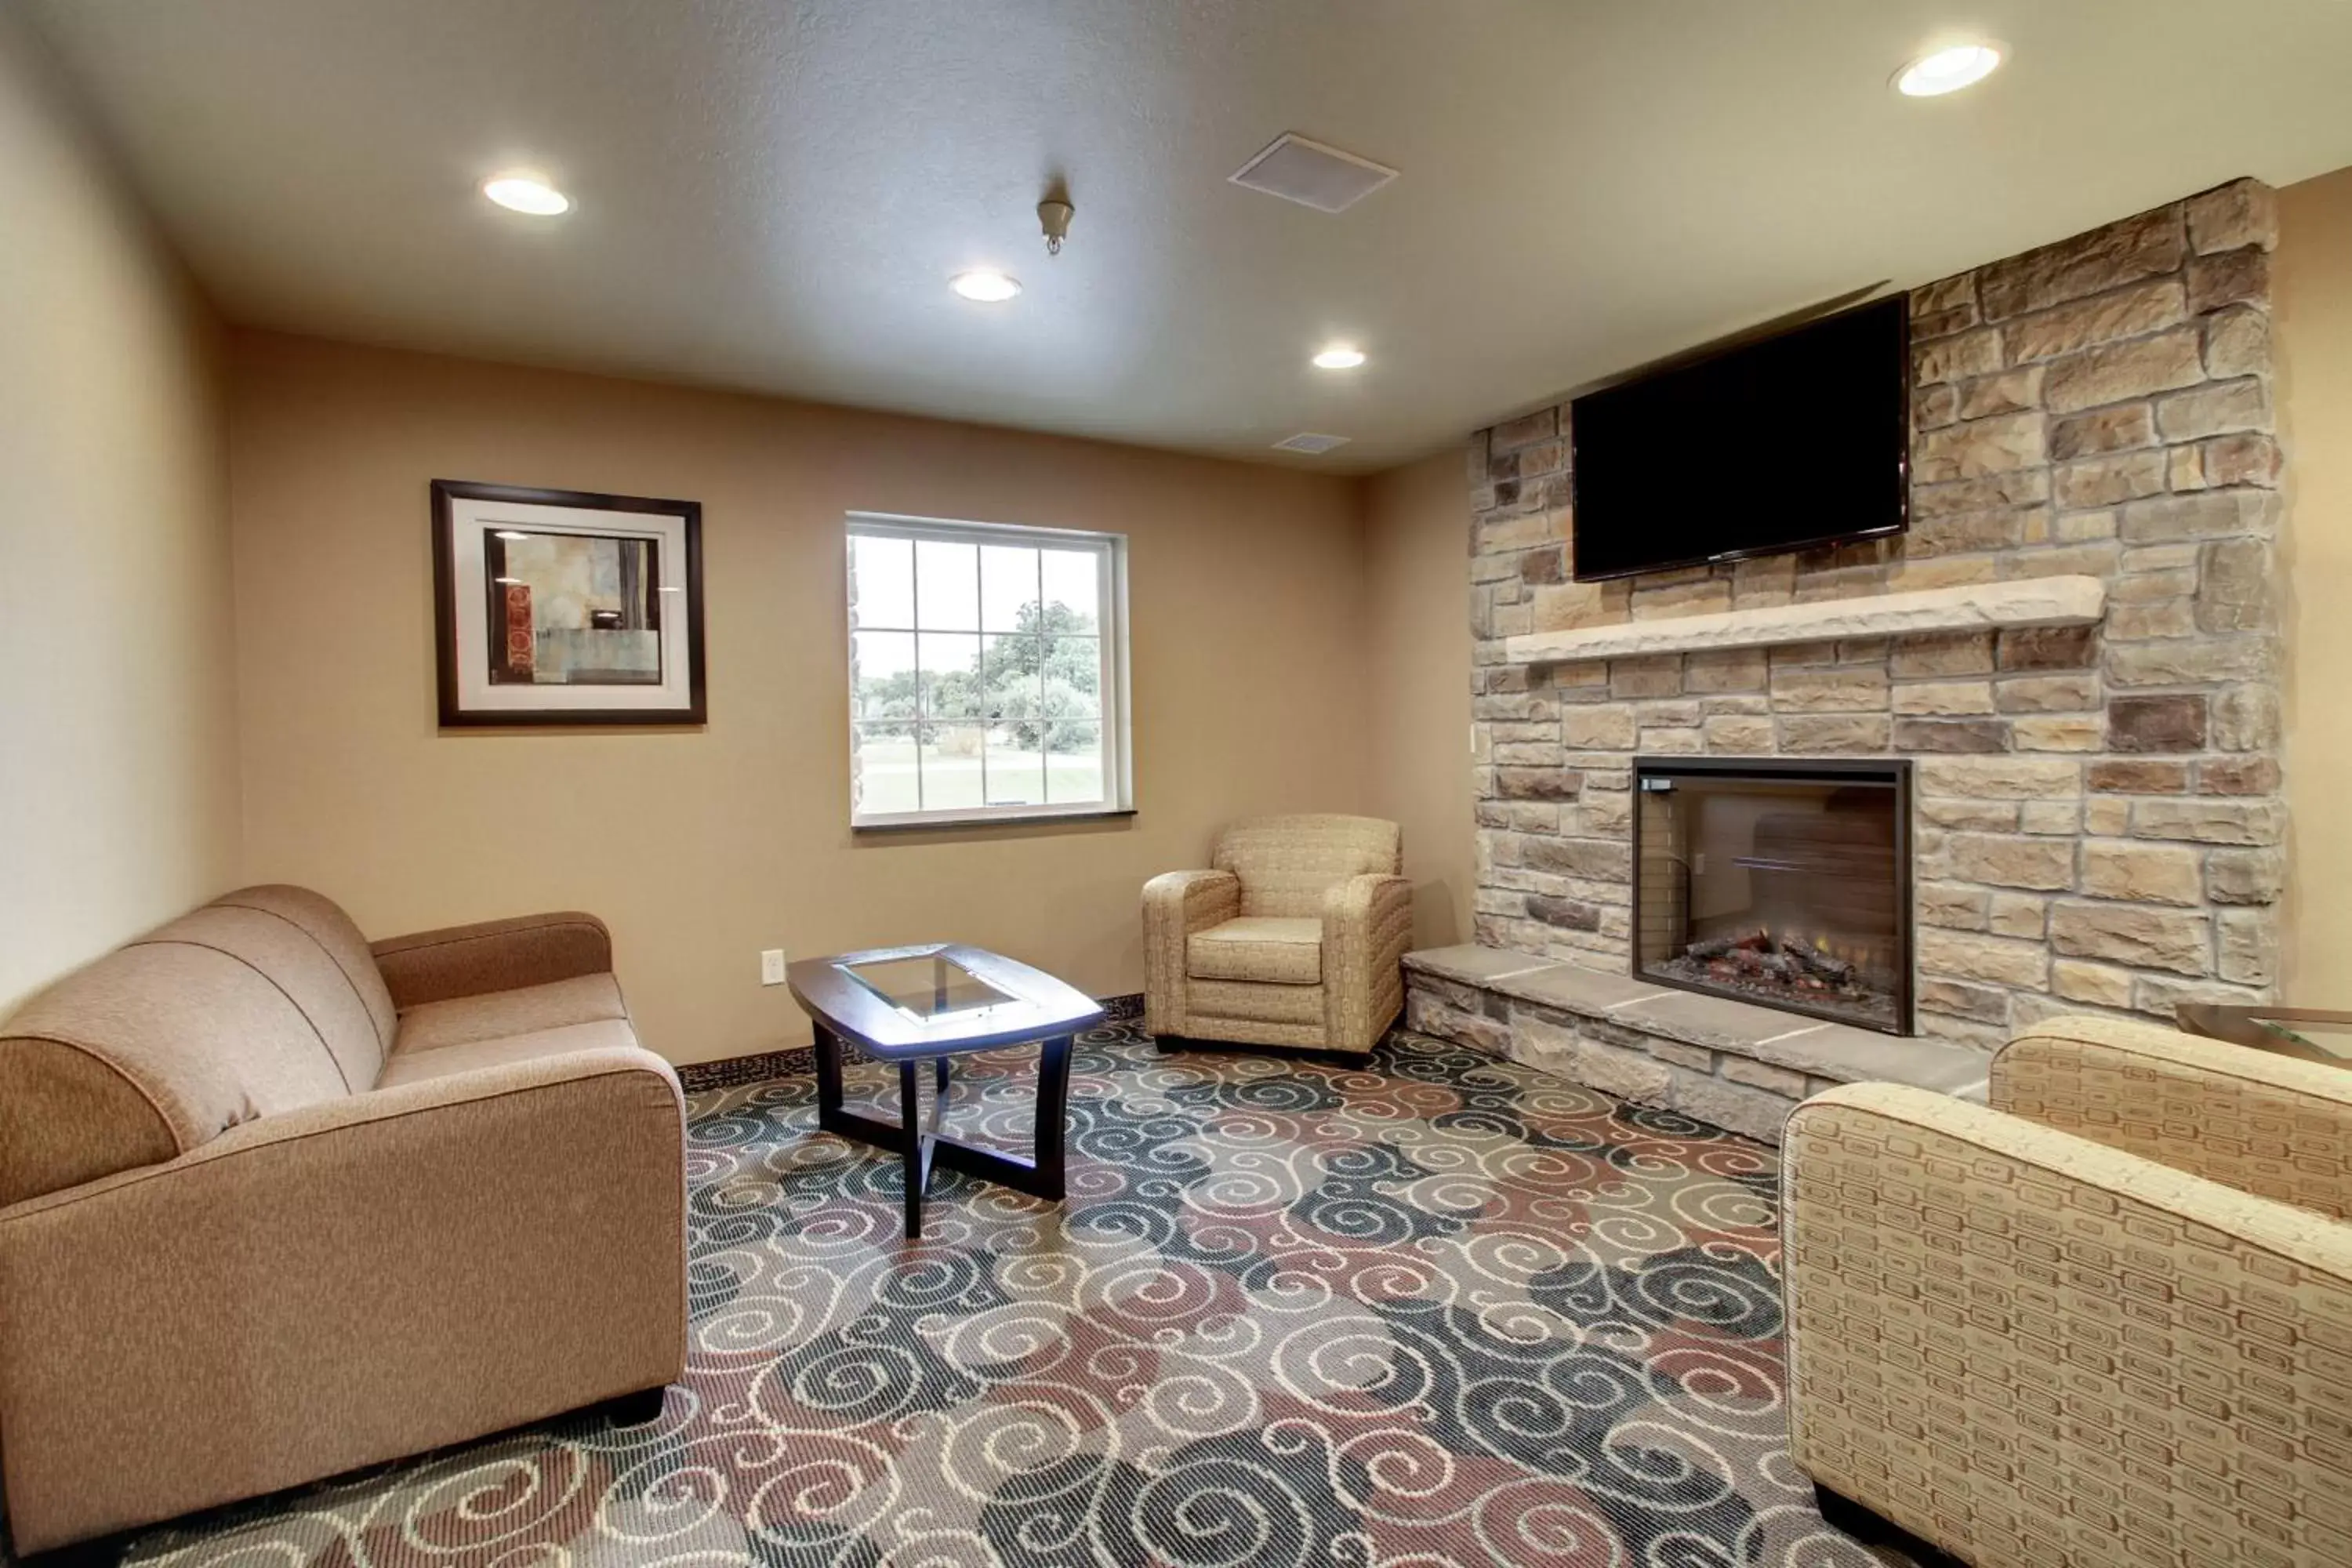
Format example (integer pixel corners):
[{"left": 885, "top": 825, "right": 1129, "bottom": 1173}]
[{"left": 82, "top": 1022, "right": 1895, "bottom": 1568}]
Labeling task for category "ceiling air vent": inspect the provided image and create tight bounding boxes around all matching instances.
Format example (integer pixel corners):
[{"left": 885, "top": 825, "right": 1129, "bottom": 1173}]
[
  {"left": 1229, "top": 133, "right": 1397, "bottom": 213},
  {"left": 1272, "top": 432, "right": 1351, "bottom": 455}
]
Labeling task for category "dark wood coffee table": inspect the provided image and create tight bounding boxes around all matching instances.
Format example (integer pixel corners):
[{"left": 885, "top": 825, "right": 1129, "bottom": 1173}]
[{"left": 786, "top": 943, "right": 1105, "bottom": 1239}]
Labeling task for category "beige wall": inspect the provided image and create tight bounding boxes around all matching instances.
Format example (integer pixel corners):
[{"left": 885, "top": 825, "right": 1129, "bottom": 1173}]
[
  {"left": 0, "top": 16, "right": 239, "bottom": 1017},
  {"left": 2278, "top": 164, "right": 2352, "bottom": 994},
  {"left": 225, "top": 332, "right": 1368, "bottom": 1063},
  {"left": 1363, "top": 448, "right": 1476, "bottom": 949}
]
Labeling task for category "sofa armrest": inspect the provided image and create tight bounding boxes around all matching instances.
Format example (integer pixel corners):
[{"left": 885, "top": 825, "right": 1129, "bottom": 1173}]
[
  {"left": 371, "top": 910, "right": 614, "bottom": 1009},
  {"left": 1322, "top": 873, "right": 1412, "bottom": 1053},
  {"left": 0, "top": 1047, "right": 685, "bottom": 1552},
  {"left": 1993, "top": 1012, "right": 2352, "bottom": 1220},
  {"left": 1142, "top": 869, "right": 1240, "bottom": 1036},
  {"left": 1784, "top": 1083, "right": 2352, "bottom": 1567}
]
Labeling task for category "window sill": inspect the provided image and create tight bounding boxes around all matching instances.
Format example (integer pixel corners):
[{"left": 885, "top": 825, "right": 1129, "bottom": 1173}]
[{"left": 852, "top": 808, "right": 1138, "bottom": 836}]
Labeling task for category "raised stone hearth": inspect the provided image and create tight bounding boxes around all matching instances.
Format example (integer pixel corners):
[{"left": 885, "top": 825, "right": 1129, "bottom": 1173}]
[
  {"left": 1403, "top": 946, "right": 1991, "bottom": 1145},
  {"left": 1467, "top": 179, "right": 2285, "bottom": 1055}
]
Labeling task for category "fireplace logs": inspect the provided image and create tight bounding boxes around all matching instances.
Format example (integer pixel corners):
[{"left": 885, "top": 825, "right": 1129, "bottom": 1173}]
[
  {"left": 1661, "top": 927, "right": 1890, "bottom": 1022},
  {"left": 1689, "top": 930, "right": 1857, "bottom": 985}
]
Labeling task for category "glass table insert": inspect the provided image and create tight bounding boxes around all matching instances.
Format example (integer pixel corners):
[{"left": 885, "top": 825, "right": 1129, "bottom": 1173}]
[
  {"left": 2176, "top": 1004, "right": 2352, "bottom": 1069},
  {"left": 840, "top": 952, "right": 1017, "bottom": 1023}
]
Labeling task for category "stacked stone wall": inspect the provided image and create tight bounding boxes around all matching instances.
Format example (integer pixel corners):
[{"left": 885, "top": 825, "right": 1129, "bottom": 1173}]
[{"left": 1468, "top": 180, "right": 2285, "bottom": 1048}]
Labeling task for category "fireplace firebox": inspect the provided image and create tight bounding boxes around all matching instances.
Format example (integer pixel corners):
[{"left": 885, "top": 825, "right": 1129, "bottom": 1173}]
[{"left": 1632, "top": 758, "right": 1913, "bottom": 1035}]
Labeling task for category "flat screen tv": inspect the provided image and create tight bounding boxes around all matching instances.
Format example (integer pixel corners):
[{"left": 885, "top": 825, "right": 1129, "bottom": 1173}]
[{"left": 1570, "top": 295, "right": 1910, "bottom": 581}]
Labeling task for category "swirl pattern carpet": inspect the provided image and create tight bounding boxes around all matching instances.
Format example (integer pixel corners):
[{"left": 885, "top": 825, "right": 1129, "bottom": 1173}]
[{"left": 98, "top": 1022, "right": 1892, "bottom": 1567}]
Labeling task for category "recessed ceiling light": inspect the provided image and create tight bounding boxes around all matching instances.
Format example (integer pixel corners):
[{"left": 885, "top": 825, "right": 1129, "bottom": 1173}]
[
  {"left": 1312, "top": 345, "right": 1367, "bottom": 370},
  {"left": 494, "top": 575, "right": 523, "bottom": 585},
  {"left": 950, "top": 270, "right": 1022, "bottom": 303},
  {"left": 483, "top": 172, "right": 570, "bottom": 216},
  {"left": 1894, "top": 43, "right": 2003, "bottom": 97},
  {"left": 495, "top": 530, "right": 530, "bottom": 540}
]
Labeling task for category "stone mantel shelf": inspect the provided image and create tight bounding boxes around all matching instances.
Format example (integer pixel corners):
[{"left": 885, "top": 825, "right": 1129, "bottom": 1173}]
[{"left": 1504, "top": 575, "right": 2107, "bottom": 666}]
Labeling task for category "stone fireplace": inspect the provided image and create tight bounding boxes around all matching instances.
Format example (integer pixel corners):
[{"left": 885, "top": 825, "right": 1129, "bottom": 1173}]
[
  {"left": 1457, "top": 177, "right": 2285, "bottom": 1054},
  {"left": 1633, "top": 758, "right": 1913, "bottom": 1033},
  {"left": 1403, "top": 178, "right": 2287, "bottom": 1140}
]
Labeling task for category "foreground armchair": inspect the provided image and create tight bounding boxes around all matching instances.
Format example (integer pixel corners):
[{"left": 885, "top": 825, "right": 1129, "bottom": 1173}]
[
  {"left": 0, "top": 887, "right": 686, "bottom": 1552},
  {"left": 1784, "top": 1013, "right": 2352, "bottom": 1567},
  {"left": 1143, "top": 814, "right": 1410, "bottom": 1056}
]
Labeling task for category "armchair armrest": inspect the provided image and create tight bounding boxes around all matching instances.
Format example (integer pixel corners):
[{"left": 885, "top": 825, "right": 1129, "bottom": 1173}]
[
  {"left": 1322, "top": 873, "right": 1412, "bottom": 1053},
  {"left": 1993, "top": 1013, "right": 2352, "bottom": 1220},
  {"left": 1142, "top": 869, "right": 1240, "bottom": 1036},
  {"left": 0, "top": 1048, "right": 684, "bottom": 1552},
  {"left": 1784, "top": 1083, "right": 2352, "bottom": 1568},
  {"left": 371, "top": 909, "right": 613, "bottom": 1009}
]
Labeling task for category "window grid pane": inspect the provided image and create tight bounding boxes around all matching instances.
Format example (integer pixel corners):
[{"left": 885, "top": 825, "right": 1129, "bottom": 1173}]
[
  {"left": 913, "top": 540, "right": 980, "bottom": 631},
  {"left": 920, "top": 724, "right": 985, "bottom": 811},
  {"left": 1047, "top": 720, "right": 1104, "bottom": 805},
  {"left": 852, "top": 535, "right": 915, "bottom": 630},
  {"left": 854, "top": 720, "right": 921, "bottom": 816}
]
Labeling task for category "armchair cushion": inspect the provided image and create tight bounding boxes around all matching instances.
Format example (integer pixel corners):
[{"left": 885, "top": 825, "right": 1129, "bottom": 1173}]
[
  {"left": 1188, "top": 916, "right": 1323, "bottom": 985},
  {"left": 1212, "top": 814, "right": 1403, "bottom": 918}
]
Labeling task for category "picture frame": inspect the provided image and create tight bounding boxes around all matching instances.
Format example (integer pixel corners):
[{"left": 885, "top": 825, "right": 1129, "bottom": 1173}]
[{"left": 430, "top": 479, "right": 706, "bottom": 727}]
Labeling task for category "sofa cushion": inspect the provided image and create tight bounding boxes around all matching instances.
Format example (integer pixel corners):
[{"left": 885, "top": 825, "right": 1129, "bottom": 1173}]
[
  {"left": 1188, "top": 917, "right": 1323, "bottom": 985},
  {"left": 391, "top": 973, "right": 629, "bottom": 1058},
  {"left": 376, "top": 1018, "right": 644, "bottom": 1087},
  {"left": 136, "top": 904, "right": 388, "bottom": 1091},
  {"left": 0, "top": 941, "right": 354, "bottom": 1208},
  {"left": 209, "top": 885, "right": 399, "bottom": 1051}
]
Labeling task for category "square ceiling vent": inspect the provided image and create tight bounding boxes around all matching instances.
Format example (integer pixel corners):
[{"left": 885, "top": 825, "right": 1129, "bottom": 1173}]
[
  {"left": 1229, "top": 133, "right": 1397, "bottom": 213},
  {"left": 1272, "top": 432, "right": 1350, "bottom": 455}
]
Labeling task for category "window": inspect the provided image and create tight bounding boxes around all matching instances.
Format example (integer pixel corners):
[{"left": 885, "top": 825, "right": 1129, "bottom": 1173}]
[{"left": 848, "top": 514, "right": 1131, "bottom": 827}]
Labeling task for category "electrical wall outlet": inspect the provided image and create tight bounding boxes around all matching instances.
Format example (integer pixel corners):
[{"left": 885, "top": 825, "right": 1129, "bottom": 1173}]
[{"left": 760, "top": 949, "right": 786, "bottom": 986}]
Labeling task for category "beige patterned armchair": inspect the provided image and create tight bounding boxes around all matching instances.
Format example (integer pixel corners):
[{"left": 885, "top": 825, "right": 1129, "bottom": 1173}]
[
  {"left": 1784, "top": 1014, "right": 2352, "bottom": 1567},
  {"left": 1142, "top": 815, "right": 1410, "bottom": 1056}
]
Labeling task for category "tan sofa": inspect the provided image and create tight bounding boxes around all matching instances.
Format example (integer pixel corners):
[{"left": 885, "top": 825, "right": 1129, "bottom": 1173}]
[
  {"left": 1143, "top": 815, "right": 1410, "bottom": 1056},
  {"left": 0, "top": 886, "right": 687, "bottom": 1552},
  {"left": 1784, "top": 1014, "right": 2352, "bottom": 1566}
]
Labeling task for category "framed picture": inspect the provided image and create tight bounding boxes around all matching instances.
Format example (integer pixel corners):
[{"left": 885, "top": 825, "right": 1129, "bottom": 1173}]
[{"left": 430, "top": 480, "right": 706, "bottom": 726}]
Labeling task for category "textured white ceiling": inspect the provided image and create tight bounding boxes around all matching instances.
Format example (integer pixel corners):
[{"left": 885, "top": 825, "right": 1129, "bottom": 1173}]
[{"left": 27, "top": 0, "right": 2352, "bottom": 473}]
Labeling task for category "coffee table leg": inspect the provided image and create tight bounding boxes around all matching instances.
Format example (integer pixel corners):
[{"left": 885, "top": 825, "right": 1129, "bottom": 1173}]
[
  {"left": 1033, "top": 1033, "right": 1073, "bottom": 1201},
  {"left": 898, "top": 1059, "right": 925, "bottom": 1239},
  {"left": 811, "top": 1023, "right": 1076, "bottom": 1223},
  {"left": 813, "top": 1021, "right": 846, "bottom": 1131}
]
